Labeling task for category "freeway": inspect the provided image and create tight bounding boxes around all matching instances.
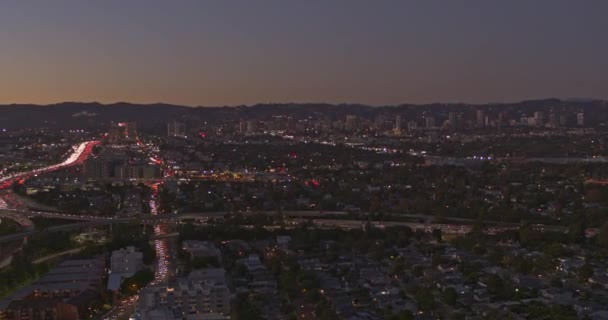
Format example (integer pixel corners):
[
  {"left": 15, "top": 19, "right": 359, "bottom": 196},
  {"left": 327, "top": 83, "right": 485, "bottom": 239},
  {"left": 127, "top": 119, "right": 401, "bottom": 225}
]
[
  {"left": 0, "top": 140, "right": 99, "bottom": 190},
  {"left": 0, "top": 221, "right": 114, "bottom": 244},
  {"left": 2, "top": 208, "right": 567, "bottom": 230},
  {"left": 0, "top": 209, "right": 33, "bottom": 229},
  {"left": 0, "top": 208, "right": 579, "bottom": 233},
  {"left": 0, "top": 141, "right": 99, "bottom": 243}
]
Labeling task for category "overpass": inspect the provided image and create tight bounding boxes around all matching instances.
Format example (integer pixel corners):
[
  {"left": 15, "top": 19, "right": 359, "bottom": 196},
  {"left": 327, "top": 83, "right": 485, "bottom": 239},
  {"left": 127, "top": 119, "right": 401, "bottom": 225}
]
[
  {"left": 0, "top": 209, "right": 34, "bottom": 230},
  {"left": 0, "top": 211, "right": 582, "bottom": 246},
  {"left": 2, "top": 208, "right": 575, "bottom": 232},
  {"left": 150, "top": 232, "right": 180, "bottom": 240},
  {"left": 1, "top": 209, "right": 348, "bottom": 222},
  {"left": 0, "top": 207, "right": 583, "bottom": 246},
  {"left": 0, "top": 141, "right": 99, "bottom": 190}
]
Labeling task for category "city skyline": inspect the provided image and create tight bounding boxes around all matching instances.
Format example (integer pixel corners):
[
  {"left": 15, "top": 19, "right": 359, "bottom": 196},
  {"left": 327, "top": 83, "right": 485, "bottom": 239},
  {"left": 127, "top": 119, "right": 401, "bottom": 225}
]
[
  {"left": 1, "top": 0, "right": 607, "bottom": 106},
  {"left": 3, "top": 3, "right": 608, "bottom": 318}
]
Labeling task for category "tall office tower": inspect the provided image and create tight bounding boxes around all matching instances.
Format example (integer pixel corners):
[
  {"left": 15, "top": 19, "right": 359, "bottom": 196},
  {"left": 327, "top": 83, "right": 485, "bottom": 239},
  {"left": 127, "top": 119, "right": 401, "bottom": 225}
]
[
  {"left": 108, "top": 122, "right": 137, "bottom": 143},
  {"left": 534, "top": 111, "right": 545, "bottom": 126},
  {"left": 497, "top": 111, "right": 507, "bottom": 126},
  {"left": 395, "top": 114, "right": 401, "bottom": 132},
  {"left": 476, "top": 109, "right": 486, "bottom": 128},
  {"left": 424, "top": 115, "right": 436, "bottom": 128},
  {"left": 548, "top": 112, "right": 559, "bottom": 127},
  {"left": 345, "top": 114, "right": 357, "bottom": 131},
  {"left": 577, "top": 112, "right": 585, "bottom": 126},
  {"left": 374, "top": 115, "right": 385, "bottom": 131},
  {"left": 407, "top": 121, "right": 418, "bottom": 132},
  {"left": 84, "top": 149, "right": 128, "bottom": 180},
  {"left": 448, "top": 112, "right": 458, "bottom": 127},
  {"left": 167, "top": 121, "right": 186, "bottom": 137},
  {"left": 245, "top": 120, "right": 257, "bottom": 134}
]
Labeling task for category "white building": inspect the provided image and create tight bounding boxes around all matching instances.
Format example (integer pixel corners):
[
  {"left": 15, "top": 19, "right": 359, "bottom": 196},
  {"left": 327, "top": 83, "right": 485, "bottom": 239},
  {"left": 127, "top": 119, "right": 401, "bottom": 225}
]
[
  {"left": 139, "top": 270, "right": 231, "bottom": 320},
  {"left": 111, "top": 246, "right": 144, "bottom": 275},
  {"left": 108, "top": 246, "right": 144, "bottom": 291}
]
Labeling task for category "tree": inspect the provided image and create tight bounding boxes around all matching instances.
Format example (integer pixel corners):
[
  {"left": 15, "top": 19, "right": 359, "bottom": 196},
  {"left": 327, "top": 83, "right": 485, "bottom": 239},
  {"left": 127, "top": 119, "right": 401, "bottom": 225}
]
[
  {"left": 579, "top": 263, "right": 593, "bottom": 281},
  {"left": 568, "top": 220, "right": 585, "bottom": 244},
  {"left": 390, "top": 256, "right": 405, "bottom": 276},
  {"left": 414, "top": 288, "right": 435, "bottom": 311},
  {"left": 386, "top": 310, "right": 415, "bottom": 320},
  {"left": 598, "top": 222, "right": 608, "bottom": 248},
  {"left": 234, "top": 293, "right": 264, "bottom": 320},
  {"left": 443, "top": 287, "right": 458, "bottom": 306},
  {"left": 432, "top": 228, "right": 443, "bottom": 243},
  {"left": 120, "top": 269, "right": 154, "bottom": 295},
  {"left": 519, "top": 223, "right": 541, "bottom": 247},
  {"left": 544, "top": 242, "right": 565, "bottom": 258}
]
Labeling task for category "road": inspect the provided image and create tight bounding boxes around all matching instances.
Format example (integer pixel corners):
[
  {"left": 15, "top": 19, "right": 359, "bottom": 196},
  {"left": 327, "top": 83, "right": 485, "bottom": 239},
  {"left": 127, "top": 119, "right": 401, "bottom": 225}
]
[
  {"left": 4, "top": 207, "right": 579, "bottom": 233},
  {"left": 32, "top": 247, "right": 84, "bottom": 264},
  {"left": 0, "top": 140, "right": 99, "bottom": 190},
  {"left": 0, "top": 206, "right": 585, "bottom": 247},
  {"left": 150, "top": 183, "right": 171, "bottom": 285},
  {"left": 0, "top": 140, "right": 99, "bottom": 230},
  {"left": 102, "top": 183, "right": 172, "bottom": 320},
  {"left": 0, "top": 141, "right": 99, "bottom": 267}
]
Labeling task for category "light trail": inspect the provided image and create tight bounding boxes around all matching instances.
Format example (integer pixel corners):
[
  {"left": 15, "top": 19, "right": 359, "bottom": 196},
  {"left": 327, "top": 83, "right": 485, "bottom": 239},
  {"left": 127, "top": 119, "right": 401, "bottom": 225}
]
[
  {"left": 149, "top": 184, "right": 169, "bottom": 285},
  {"left": 0, "top": 141, "right": 99, "bottom": 189}
]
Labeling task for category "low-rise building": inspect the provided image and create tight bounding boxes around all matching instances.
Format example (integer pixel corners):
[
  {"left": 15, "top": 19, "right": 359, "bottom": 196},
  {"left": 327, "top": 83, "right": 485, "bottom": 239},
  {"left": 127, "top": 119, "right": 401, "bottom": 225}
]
[
  {"left": 139, "top": 269, "right": 230, "bottom": 320},
  {"left": 108, "top": 247, "right": 144, "bottom": 291},
  {"left": 182, "top": 241, "right": 221, "bottom": 261},
  {"left": 111, "top": 246, "right": 144, "bottom": 275}
]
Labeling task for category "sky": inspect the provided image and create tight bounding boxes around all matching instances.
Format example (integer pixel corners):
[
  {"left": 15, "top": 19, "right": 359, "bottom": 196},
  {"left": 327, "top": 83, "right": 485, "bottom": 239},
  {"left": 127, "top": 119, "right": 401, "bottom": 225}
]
[{"left": 0, "top": 1, "right": 607, "bottom": 106}]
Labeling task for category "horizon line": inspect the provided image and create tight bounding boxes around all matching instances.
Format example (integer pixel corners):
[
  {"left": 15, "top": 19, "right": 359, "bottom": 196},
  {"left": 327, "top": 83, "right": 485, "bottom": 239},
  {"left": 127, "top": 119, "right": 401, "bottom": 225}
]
[{"left": 0, "top": 97, "right": 603, "bottom": 109}]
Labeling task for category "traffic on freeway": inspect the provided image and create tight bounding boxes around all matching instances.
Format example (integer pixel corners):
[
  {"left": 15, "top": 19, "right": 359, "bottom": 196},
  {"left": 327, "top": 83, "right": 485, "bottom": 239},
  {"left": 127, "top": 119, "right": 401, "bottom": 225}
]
[
  {"left": 0, "top": 140, "right": 99, "bottom": 190},
  {"left": 102, "top": 183, "right": 171, "bottom": 320}
]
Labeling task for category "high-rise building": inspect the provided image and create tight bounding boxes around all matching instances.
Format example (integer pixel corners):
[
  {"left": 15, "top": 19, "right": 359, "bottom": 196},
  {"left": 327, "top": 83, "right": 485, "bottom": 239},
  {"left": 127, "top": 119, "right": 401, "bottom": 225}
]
[
  {"left": 345, "top": 114, "right": 357, "bottom": 131},
  {"left": 167, "top": 121, "right": 186, "bottom": 137},
  {"left": 407, "top": 121, "right": 418, "bottom": 132},
  {"left": 394, "top": 115, "right": 402, "bottom": 135},
  {"left": 108, "top": 122, "right": 137, "bottom": 143},
  {"left": 424, "top": 115, "right": 436, "bottom": 128},
  {"left": 577, "top": 112, "right": 585, "bottom": 126},
  {"left": 84, "top": 149, "right": 128, "bottom": 180},
  {"left": 548, "top": 112, "right": 559, "bottom": 127},
  {"left": 238, "top": 119, "right": 246, "bottom": 134},
  {"left": 374, "top": 115, "right": 385, "bottom": 131},
  {"left": 476, "top": 110, "right": 486, "bottom": 128},
  {"left": 395, "top": 115, "right": 401, "bottom": 130},
  {"left": 448, "top": 112, "right": 458, "bottom": 128},
  {"left": 497, "top": 111, "right": 507, "bottom": 126},
  {"left": 534, "top": 111, "right": 544, "bottom": 126},
  {"left": 246, "top": 120, "right": 257, "bottom": 134}
]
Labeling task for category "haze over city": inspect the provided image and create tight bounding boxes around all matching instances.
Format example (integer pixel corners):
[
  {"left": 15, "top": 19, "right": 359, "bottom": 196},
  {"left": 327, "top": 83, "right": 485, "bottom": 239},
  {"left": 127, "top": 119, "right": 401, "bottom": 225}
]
[
  {"left": 1, "top": 0, "right": 608, "bottom": 106},
  {"left": 3, "top": 2, "right": 608, "bottom": 320}
]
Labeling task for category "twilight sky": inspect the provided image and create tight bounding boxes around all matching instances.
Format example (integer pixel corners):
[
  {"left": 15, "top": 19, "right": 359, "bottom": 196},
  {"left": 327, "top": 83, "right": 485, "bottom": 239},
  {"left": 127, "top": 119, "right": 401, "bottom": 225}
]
[{"left": 0, "top": 1, "right": 607, "bottom": 106}]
